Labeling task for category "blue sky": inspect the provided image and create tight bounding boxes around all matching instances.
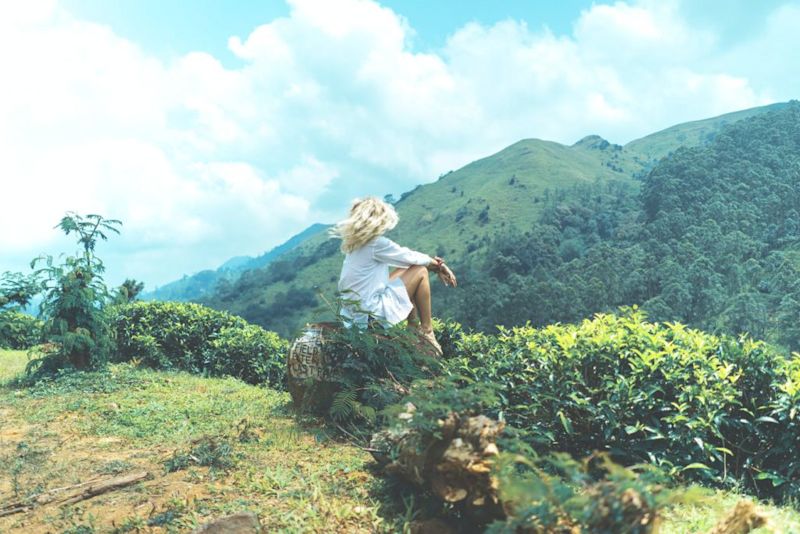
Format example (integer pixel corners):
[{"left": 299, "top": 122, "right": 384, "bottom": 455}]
[
  {"left": 62, "top": 0, "right": 594, "bottom": 61},
  {"left": 60, "top": 0, "right": 791, "bottom": 60},
  {"left": 1, "top": 0, "right": 799, "bottom": 290}
]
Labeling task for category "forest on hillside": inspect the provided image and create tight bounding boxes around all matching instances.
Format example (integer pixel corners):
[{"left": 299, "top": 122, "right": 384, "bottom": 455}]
[
  {"left": 445, "top": 103, "right": 800, "bottom": 350},
  {"left": 207, "top": 103, "right": 800, "bottom": 350}
]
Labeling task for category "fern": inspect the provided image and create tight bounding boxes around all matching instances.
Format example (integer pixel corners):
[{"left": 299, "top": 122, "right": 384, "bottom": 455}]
[{"left": 330, "top": 389, "right": 358, "bottom": 422}]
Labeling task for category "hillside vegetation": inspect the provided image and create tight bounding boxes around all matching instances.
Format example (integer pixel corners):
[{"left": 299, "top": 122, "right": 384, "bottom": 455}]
[
  {"left": 200, "top": 101, "right": 794, "bottom": 340},
  {"left": 4, "top": 304, "right": 800, "bottom": 532},
  {"left": 144, "top": 223, "right": 330, "bottom": 303},
  {"left": 441, "top": 102, "right": 800, "bottom": 345}
]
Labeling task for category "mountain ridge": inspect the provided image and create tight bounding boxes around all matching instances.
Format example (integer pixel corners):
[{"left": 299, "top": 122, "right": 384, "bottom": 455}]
[
  {"left": 199, "top": 101, "right": 794, "bottom": 337},
  {"left": 144, "top": 222, "right": 330, "bottom": 302}
]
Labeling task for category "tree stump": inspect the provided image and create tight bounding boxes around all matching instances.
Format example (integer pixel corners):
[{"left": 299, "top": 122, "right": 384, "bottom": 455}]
[
  {"left": 369, "top": 408, "right": 505, "bottom": 519},
  {"left": 287, "top": 322, "right": 342, "bottom": 414}
]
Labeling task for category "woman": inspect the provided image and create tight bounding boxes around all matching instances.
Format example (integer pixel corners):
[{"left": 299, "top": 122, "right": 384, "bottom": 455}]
[{"left": 332, "top": 197, "right": 457, "bottom": 354}]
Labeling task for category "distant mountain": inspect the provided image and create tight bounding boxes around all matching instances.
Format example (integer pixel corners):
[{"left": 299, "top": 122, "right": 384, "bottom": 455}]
[
  {"left": 200, "top": 101, "right": 791, "bottom": 338},
  {"left": 144, "top": 223, "right": 329, "bottom": 302}
]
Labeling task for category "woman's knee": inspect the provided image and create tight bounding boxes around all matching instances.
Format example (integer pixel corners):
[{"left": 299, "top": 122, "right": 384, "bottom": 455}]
[{"left": 410, "top": 265, "right": 428, "bottom": 282}]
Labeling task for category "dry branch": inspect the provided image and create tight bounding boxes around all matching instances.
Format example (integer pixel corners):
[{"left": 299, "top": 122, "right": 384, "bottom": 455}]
[{"left": 0, "top": 471, "right": 149, "bottom": 516}]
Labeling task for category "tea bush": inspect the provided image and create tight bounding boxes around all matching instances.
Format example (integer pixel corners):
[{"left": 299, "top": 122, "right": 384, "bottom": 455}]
[
  {"left": 379, "top": 365, "right": 684, "bottom": 532},
  {"left": 0, "top": 310, "right": 42, "bottom": 349},
  {"left": 110, "top": 301, "right": 287, "bottom": 387},
  {"left": 435, "top": 307, "right": 800, "bottom": 501}
]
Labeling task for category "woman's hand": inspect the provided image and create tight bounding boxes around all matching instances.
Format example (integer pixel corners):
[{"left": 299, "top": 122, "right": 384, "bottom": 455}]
[
  {"left": 438, "top": 263, "right": 457, "bottom": 287},
  {"left": 429, "top": 256, "right": 457, "bottom": 287},
  {"left": 427, "top": 256, "right": 445, "bottom": 272}
]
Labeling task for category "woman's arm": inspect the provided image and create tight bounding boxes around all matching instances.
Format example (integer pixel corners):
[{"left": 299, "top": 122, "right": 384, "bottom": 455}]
[
  {"left": 373, "top": 236, "right": 434, "bottom": 268},
  {"left": 374, "top": 237, "right": 457, "bottom": 286}
]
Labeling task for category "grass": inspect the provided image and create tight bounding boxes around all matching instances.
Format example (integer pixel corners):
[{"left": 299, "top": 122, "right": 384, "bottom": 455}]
[
  {"left": 660, "top": 492, "right": 800, "bottom": 533},
  {"left": 0, "top": 354, "right": 403, "bottom": 533},
  {"left": 0, "top": 349, "right": 30, "bottom": 382},
  {"left": 1, "top": 350, "right": 799, "bottom": 533}
]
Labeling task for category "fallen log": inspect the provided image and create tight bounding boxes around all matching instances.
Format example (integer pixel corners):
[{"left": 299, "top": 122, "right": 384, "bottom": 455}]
[{"left": 0, "top": 471, "right": 149, "bottom": 516}]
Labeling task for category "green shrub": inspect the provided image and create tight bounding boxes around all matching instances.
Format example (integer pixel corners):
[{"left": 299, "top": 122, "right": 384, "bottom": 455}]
[
  {"left": 0, "top": 310, "right": 42, "bottom": 349},
  {"left": 487, "top": 452, "right": 681, "bottom": 534},
  {"left": 322, "top": 323, "right": 440, "bottom": 428},
  {"left": 435, "top": 308, "right": 800, "bottom": 501},
  {"left": 110, "top": 301, "right": 287, "bottom": 388}
]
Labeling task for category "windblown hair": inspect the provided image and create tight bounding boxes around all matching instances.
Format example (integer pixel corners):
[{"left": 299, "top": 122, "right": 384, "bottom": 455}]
[{"left": 331, "top": 197, "right": 399, "bottom": 253}]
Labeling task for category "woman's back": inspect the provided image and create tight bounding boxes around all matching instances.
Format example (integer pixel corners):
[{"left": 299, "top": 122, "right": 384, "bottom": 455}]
[{"left": 338, "top": 236, "right": 432, "bottom": 326}]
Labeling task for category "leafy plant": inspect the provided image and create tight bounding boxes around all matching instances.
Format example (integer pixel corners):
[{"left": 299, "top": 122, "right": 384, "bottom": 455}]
[
  {"left": 0, "top": 271, "right": 39, "bottom": 309},
  {"left": 163, "top": 436, "right": 239, "bottom": 473},
  {"left": 0, "top": 310, "right": 42, "bottom": 349},
  {"left": 318, "top": 321, "right": 441, "bottom": 432},
  {"left": 27, "top": 213, "right": 121, "bottom": 372},
  {"left": 487, "top": 451, "right": 688, "bottom": 534},
  {"left": 435, "top": 308, "right": 800, "bottom": 501},
  {"left": 110, "top": 300, "right": 287, "bottom": 387}
]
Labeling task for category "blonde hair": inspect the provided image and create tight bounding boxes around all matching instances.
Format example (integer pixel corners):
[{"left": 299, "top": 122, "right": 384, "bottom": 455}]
[{"left": 331, "top": 197, "right": 399, "bottom": 253}]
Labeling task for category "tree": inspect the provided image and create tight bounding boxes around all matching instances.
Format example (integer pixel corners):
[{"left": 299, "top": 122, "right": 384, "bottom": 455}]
[
  {"left": 114, "top": 278, "right": 145, "bottom": 304},
  {"left": 0, "top": 272, "right": 42, "bottom": 350},
  {"left": 0, "top": 272, "right": 38, "bottom": 309},
  {"left": 30, "top": 213, "right": 121, "bottom": 371}
]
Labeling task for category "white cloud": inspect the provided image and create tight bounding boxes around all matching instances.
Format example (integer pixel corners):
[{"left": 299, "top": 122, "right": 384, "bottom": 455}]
[{"left": 0, "top": 0, "right": 794, "bottom": 288}]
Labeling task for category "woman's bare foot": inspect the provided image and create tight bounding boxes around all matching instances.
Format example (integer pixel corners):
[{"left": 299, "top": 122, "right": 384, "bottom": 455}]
[{"left": 419, "top": 328, "right": 442, "bottom": 356}]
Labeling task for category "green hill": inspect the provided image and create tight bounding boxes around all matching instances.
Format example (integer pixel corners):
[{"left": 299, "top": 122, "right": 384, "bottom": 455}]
[
  {"left": 145, "top": 223, "right": 329, "bottom": 302},
  {"left": 201, "top": 101, "right": 792, "bottom": 338},
  {"left": 447, "top": 101, "right": 800, "bottom": 344},
  {"left": 201, "top": 136, "right": 639, "bottom": 336},
  {"left": 625, "top": 101, "right": 790, "bottom": 165}
]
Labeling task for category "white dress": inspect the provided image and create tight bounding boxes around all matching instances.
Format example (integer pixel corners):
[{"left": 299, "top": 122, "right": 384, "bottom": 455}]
[{"left": 338, "top": 236, "right": 433, "bottom": 327}]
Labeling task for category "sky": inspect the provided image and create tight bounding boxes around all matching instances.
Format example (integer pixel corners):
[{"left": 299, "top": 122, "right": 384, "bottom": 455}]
[{"left": 1, "top": 0, "right": 798, "bottom": 290}]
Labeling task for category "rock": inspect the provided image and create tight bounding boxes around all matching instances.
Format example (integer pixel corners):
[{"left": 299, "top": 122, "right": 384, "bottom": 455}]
[
  {"left": 286, "top": 322, "right": 343, "bottom": 414},
  {"left": 191, "top": 512, "right": 262, "bottom": 534}
]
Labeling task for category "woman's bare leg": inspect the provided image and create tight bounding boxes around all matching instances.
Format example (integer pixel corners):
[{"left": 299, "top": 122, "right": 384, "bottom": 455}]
[
  {"left": 399, "top": 265, "right": 432, "bottom": 333},
  {"left": 390, "top": 268, "right": 421, "bottom": 330},
  {"left": 405, "top": 306, "right": 419, "bottom": 329}
]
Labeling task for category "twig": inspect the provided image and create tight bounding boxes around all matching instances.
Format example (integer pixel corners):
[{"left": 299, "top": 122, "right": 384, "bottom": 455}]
[
  {"left": 0, "top": 471, "right": 149, "bottom": 516},
  {"left": 335, "top": 423, "right": 366, "bottom": 446}
]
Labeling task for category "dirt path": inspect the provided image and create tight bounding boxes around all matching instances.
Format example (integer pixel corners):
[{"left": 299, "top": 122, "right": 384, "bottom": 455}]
[{"left": 0, "top": 407, "right": 216, "bottom": 533}]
